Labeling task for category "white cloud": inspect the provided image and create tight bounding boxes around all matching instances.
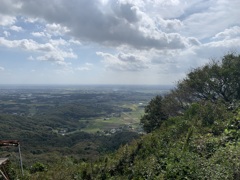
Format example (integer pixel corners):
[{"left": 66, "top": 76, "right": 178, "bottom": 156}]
[
  {"left": 1, "top": 0, "right": 239, "bottom": 49},
  {"left": 97, "top": 51, "right": 149, "bottom": 71},
  {"left": 118, "top": 0, "right": 180, "bottom": 8},
  {"left": 45, "top": 23, "right": 70, "bottom": 36},
  {"left": 24, "top": 17, "right": 39, "bottom": 23},
  {"left": 213, "top": 26, "right": 240, "bottom": 40},
  {"left": 187, "top": 37, "right": 201, "bottom": 46},
  {"left": 181, "top": 0, "right": 240, "bottom": 40},
  {"left": 207, "top": 39, "right": 240, "bottom": 48},
  {"left": 3, "top": 31, "right": 10, "bottom": 37},
  {"left": 155, "top": 17, "right": 183, "bottom": 32},
  {"left": 36, "top": 50, "right": 77, "bottom": 62},
  {"left": 0, "top": 37, "right": 77, "bottom": 62},
  {"left": 31, "top": 32, "right": 46, "bottom": 37},
  {"left": 193, "top": 38, "right": 240, "bottom": 61},
  {"left": 10, "top": 25, "right": 23, "bottom": 32},
  {"left": 0, "top": 37, "right": 54, "bottom": 51},
  {"left": 32, "top": 24, "right": 70, "bottom": 39},
  {"left": 69, "top": 39, "right": 81, "bottom": 45},
  {"left": 49, "top": 38, "right": 68, "bottom": 46},
  {"left": 0, "top": 15, "right": 16, "bottom": 26},
  {"left": 0, "top": 0, "right": 193, "bottom": 50}
]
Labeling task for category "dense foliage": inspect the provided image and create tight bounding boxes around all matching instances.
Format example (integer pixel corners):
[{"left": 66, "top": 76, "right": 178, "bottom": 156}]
[
  {"left": 163, "top": 53, "right": 240, "bottom": 116},
  {"left": 24, "top": 103, "right": 239, "bottom": 179},
  {"left": 140, "top": 95, "right": 167, "bottom": 133},
  {"left": 141, "top": 53, "right": 240, "bottom": 131}
]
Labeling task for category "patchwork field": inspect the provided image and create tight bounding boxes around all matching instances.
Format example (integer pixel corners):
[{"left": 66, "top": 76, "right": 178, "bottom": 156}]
[{"left": 82, "top": 103, "right": 145, "bottom": 133}]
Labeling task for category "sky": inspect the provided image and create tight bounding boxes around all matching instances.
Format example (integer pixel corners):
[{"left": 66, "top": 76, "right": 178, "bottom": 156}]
[{"left": 0, "top": 0, "right": 239, "bottom": 85}]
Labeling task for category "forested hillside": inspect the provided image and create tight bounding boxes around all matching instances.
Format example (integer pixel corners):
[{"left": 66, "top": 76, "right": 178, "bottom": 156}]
[{"left": 3, "top": 53, "right": 240, "bottom": 179}]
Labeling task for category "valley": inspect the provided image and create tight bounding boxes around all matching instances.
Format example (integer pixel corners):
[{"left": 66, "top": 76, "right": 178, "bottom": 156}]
[{"left": 0, "top": 84, "right": 171, "bottom": 165}]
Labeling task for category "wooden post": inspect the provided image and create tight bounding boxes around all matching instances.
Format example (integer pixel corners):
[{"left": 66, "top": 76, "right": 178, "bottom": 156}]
[{"left": 0, "top": 140, "right": 24, "bottom": 177}]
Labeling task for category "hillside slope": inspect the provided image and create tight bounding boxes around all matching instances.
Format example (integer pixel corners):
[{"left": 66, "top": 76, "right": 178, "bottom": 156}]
[{"left": 26, "top": 104, "right": 240, "bottom": 179}]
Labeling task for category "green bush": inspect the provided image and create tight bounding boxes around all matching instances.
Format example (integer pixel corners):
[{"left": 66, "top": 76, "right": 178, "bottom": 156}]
[{"left": 30, "top": 162, "right": 47, "bottom": 174}]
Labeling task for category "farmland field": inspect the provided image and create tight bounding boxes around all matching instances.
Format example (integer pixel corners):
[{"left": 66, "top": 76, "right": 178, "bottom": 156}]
[{"left": 0, "top": 84, "right": 172, "bottom": 164}]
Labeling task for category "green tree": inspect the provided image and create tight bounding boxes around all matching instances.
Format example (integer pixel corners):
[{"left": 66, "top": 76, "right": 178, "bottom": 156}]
[
  {"left": 182, "top": 53, "right": 240, "bottom": 103},
  {"left": 162, "top": 53, "right": 240, "bottom": 116},
  {"left": 140, "top": 95, "right": 167, "bottom": 133}
]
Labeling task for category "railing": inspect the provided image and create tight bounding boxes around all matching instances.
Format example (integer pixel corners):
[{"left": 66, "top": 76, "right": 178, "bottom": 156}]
[{"left": 0, "top": 140, "right": 23, "bottom": 179}]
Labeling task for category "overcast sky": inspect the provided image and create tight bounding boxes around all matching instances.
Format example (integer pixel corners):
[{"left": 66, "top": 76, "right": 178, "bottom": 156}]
[{"left": 0, "top": 0, "right": 239, "bottom": 85}]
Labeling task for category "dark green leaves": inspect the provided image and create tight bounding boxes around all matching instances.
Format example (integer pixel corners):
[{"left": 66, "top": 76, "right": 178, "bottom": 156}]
[{"left": 140, "top": 95, "right": 167, "bottom": 133}]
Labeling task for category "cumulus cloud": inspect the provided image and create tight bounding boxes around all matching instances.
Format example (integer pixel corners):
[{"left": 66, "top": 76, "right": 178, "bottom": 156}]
[
  {"left": 213, "top": 26, "right": 240, "bottom": 40},
  {"left": 49, "top": 38, "right": 68, "bottom": 46},
  {"left": 0, "top": 0, "right": 194, "bottom": 50},
  {"left": 69, "top": 39, "right": 81, "bottom": 45},
  {"left": 0, "top": 37, "right": 53, "bottom": 51},
  {"left": 1, "top": 0, "right": 239, "bottom": 49},
  {"left": 24, "top": 17, "right": 39, "bottom": 23},
  {"left": 10, "top": 25, "right": 23, "bottom": 32},
  {"left": 193, "top": 39, "right": 240, "bottom": 61},
  {"left": 113, "top": 3, "right": 140, "bottom": 23},
  {"left": 31, "top": 24, "right": 71, "bottom": 40},
  {"left": 0, "top": 37, "right": 77, "bottom": 62},
  {"left": 181, "top": 0, "right": 240, "bottom": 40},
  {"left": 31, "top": 32, "right": 46, "bottom": 37},
  {"left": 155, "top": 17, "right": 183, "bottom": 32},
  {"left": 36, "top": 50, "right": 76, "bottom": 62},
  {"left": 45, "top": 23, "right": 70, "bottom": 37},
  {"left": 97, "top": 51, "right": 149, "bottom": 71},
  {"left": 0, "top": 15, "right": 16, "bottom": 26}
]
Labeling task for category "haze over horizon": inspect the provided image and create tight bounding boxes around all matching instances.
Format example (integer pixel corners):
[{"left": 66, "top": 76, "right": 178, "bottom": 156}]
[{"left": 0, "top": 0, "right": 239, "bottom": 85}]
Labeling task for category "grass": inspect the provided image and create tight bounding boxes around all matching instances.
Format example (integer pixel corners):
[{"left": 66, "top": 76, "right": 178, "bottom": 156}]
[{"left": 82, "top": 103, "right": 145, "bottom": 133}]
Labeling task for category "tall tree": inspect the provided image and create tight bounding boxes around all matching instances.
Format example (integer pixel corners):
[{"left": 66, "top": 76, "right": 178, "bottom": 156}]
[
  {"left": 140, "top": 95, "right": 167, "bottom": 133},
  {"left": 163, "top": 53, "right": 240, "bottom": 116},
  {"left": 182, "top": 53, "right": 240, "bottom": 103},
  {"left": 141, "top": 53, "right": 240, "bottom": 131}
]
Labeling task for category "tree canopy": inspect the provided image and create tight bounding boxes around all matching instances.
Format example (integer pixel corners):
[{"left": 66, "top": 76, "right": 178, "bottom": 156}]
[
  {"left": 140, "top": 95, "right": 167, "bottom": 133},
  {"left": 183, "top": 53, "right": 240, "bottom": 103},
  {"left": 142, "top": 53, "right": 240, "bottom": 132}
]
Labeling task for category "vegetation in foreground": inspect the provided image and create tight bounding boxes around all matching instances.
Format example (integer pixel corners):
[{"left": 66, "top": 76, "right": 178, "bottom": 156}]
[{"left": 3, "top": 53, "right": 240, "bottom": 179}]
